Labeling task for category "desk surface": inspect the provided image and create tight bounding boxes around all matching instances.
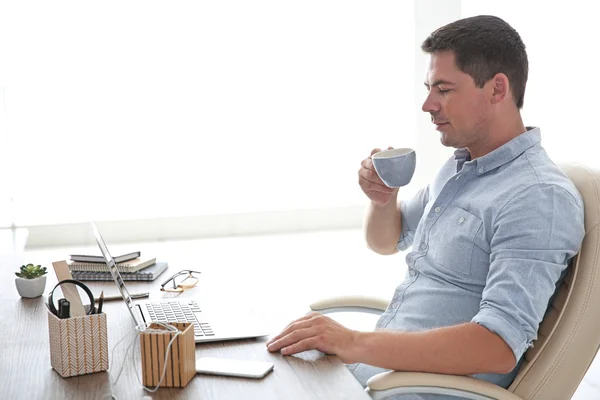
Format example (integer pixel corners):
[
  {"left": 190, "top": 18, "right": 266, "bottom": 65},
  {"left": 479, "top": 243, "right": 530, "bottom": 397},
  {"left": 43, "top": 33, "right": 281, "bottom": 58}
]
[{"left": 0, "top": 249, "right": 371, "bottom": 400}]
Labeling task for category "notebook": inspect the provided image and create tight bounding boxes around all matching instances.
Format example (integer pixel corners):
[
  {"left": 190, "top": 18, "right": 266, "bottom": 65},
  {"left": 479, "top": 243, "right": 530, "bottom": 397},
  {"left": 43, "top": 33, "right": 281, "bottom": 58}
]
[
  {"left": 71, "top": 261, "right": 168, "bottom": 281},
  {"left": 69, "top": 257, "right": 156, "bottom": 273},
  {"left": 70, "top": 251, "right": 141, "bottom": 264}
]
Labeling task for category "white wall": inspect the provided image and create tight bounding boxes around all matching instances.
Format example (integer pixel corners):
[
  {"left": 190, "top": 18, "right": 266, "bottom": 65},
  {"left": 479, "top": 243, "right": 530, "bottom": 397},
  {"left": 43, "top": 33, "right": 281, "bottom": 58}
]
[{"left": 461, "top": 1, "right": 599, "bottom": 165}]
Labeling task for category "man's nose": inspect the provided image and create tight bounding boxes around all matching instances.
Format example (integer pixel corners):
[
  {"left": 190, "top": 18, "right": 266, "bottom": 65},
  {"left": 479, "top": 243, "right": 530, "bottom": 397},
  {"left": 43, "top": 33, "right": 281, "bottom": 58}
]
[{"left": 421, "top": 93, "right": 439, "bottom": 113}]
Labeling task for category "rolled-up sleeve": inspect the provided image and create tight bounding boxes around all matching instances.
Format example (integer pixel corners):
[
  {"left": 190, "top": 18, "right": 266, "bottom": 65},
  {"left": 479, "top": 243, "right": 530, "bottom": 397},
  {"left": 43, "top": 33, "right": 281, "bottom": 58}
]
[
  {"left": 471, "top": 184, "right": 584, "bottom": 362},
  {"left": 396, "top": 185, "right": 430, "bottom": 251}
]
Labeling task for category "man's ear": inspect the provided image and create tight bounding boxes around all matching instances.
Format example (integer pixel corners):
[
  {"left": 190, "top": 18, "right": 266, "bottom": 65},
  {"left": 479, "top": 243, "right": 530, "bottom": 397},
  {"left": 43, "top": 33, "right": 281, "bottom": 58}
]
[{"left": 490, "top": 73, "right": 509, "bottom": 105}]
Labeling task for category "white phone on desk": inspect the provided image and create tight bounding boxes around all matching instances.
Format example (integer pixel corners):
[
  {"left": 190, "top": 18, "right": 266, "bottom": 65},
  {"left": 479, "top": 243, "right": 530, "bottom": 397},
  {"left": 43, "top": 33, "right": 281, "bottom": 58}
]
[{"left": 196, "top": 357, "right": 274, "bottom": 379}]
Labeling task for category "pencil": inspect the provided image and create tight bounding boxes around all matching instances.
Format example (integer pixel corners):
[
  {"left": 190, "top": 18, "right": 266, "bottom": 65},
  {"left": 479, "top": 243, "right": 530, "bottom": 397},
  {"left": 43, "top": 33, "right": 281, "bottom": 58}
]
[
  {"left": 97, "top": 291, "right": 104, "bottom": 314},
  {"left": 94, "top": 292, "right": 149, "bottom": 302}
]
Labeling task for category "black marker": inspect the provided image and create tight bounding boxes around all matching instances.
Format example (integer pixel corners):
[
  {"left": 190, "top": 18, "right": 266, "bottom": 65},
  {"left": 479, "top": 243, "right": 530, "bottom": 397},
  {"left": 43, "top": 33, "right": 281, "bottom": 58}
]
[{"left": 58, "top": 298, "right": 71, "bottom": 319}]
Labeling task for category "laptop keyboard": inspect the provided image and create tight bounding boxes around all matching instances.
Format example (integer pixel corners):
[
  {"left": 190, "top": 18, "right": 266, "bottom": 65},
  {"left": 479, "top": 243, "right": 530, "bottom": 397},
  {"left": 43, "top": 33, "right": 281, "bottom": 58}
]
[{"left": 145, "top": 300, "right": 215, "bottom": 337}]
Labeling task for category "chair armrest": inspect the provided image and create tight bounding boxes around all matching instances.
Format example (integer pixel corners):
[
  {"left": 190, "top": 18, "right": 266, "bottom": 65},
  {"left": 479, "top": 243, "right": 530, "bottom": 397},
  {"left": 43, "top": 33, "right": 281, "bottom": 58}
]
[
  {"left": 366, "top": 371, "right": 522, "bottom": 400},
  {"left": 309, "top": 295, "right": 389, "bottom": 315}
]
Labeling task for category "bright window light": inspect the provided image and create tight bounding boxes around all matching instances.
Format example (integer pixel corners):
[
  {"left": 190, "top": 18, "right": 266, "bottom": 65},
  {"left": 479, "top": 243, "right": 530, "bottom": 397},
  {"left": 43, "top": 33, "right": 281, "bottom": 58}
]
[{"left": 0, "top": 1, "right": 415, "bottom": 226}]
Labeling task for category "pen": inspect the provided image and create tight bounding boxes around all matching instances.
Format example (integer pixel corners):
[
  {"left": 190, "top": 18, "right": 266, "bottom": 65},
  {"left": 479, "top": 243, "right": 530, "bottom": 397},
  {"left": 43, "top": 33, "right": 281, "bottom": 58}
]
[
  {"left": 94, "top": 292, "right": 150, "bottom": 302},
  {"left": 97, "top": 291, "right": 104, "bottom": 314}
]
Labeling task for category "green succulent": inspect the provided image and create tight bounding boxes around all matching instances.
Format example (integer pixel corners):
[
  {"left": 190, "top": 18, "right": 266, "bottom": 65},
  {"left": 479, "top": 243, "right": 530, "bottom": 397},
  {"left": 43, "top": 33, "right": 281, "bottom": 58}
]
[{"left": 15, "top": 263, "right": 47, "bottom": 279}]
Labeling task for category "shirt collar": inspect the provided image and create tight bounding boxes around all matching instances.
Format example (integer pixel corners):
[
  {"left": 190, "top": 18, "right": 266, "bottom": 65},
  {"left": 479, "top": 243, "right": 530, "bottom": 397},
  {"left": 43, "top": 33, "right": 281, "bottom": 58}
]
[{"left": 453, "top": 127, "right": 541, "bottom": 175}]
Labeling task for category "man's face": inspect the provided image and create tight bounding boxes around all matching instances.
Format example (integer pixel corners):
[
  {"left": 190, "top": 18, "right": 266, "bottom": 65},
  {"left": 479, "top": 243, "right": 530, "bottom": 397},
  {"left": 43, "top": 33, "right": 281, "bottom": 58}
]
[{"left": 422, "top": 51, "right": 491, "bottom": 150}]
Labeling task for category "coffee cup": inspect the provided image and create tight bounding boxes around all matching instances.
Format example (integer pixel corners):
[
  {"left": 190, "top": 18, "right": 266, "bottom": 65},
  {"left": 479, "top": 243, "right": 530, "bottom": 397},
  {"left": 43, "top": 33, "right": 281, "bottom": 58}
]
[{"left": 371, "top": 148, "right": 416, "bottom": 188}]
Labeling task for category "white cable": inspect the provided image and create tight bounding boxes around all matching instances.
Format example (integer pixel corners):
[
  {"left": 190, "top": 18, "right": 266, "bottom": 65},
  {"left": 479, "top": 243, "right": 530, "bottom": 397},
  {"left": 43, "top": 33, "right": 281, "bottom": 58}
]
[
  {"left": 111, "top": 329, "right": 139, "bottom": 387},
  {"left": 138, "top": 326, "right": 181, "bottom": 393},
  {"left": 110, "top": 322, "right": 183, "bottom": 394}
]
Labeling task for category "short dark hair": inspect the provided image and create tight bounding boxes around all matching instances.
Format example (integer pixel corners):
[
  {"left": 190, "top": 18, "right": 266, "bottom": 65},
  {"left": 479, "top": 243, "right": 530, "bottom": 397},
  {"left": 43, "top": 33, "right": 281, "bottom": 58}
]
[{"left": 421, "top": 15, "right": 528, "bottom": 109}]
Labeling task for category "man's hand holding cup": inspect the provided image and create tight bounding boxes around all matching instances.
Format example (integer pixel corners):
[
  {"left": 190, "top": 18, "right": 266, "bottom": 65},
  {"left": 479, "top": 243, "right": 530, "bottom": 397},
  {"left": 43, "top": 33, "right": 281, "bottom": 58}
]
[{"left": 358, "top": 146, "right": 416, "bottom": 206}]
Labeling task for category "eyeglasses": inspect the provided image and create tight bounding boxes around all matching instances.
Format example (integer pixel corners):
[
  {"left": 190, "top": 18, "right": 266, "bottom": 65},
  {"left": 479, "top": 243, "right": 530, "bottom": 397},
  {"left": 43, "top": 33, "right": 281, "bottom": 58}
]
[{"left": 160, "top": 270, "right": 202, "bottom": 292}]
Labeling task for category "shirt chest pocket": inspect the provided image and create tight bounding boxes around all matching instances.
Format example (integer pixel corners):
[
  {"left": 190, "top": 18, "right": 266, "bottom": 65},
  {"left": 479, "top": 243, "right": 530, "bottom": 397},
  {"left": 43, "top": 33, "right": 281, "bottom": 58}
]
[{"left": 429, "top": 207, "right": 483, "bottom": 275}]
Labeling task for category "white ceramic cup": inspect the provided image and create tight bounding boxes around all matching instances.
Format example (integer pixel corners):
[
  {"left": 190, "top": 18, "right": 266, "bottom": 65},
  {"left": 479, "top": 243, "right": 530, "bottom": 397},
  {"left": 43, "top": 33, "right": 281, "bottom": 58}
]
[{"left": 371, "top": 148, "right": 416, "bottom": 188}]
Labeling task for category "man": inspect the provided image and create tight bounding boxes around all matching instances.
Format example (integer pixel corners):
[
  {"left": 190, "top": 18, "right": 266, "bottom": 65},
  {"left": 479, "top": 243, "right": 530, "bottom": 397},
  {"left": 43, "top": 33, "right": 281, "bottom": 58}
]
[{"left": 266, "top": 15, "right": 585, "bottom": 399}]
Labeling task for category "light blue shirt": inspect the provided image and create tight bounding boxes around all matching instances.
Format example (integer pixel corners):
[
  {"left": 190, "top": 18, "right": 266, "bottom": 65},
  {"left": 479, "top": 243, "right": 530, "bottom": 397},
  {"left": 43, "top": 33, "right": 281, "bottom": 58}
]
[{"left": 350, "top": 128, "right": 585, "bottom": 400}]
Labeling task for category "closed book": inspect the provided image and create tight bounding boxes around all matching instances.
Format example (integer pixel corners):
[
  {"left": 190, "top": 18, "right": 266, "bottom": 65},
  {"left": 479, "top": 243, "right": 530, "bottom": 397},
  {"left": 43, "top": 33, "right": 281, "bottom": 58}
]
[
  {"left": 70, "top": 251, "right": 141, "bottom": 264},
  {"left": 71, "top": 262, "right": 169, "bottom": 282},
  {"left": 69, "top": 257, "right": 156, "bottom": 273}
]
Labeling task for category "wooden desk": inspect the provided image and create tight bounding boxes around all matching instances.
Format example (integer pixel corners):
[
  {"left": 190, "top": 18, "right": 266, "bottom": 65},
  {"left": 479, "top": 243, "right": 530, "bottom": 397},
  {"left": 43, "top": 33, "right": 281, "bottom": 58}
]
[{"left": 0, "top": 252, "right": 371, "bottom": 400}]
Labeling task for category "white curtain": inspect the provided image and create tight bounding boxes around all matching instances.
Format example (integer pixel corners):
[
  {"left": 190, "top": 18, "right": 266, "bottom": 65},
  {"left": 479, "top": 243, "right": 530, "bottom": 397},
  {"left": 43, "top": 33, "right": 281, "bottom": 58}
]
[
  {"left": 4, "top": 1, "right": 589, "bottom": 234},
  {"left": 0, "top": 1, "right": 414, "bottom": 227}
]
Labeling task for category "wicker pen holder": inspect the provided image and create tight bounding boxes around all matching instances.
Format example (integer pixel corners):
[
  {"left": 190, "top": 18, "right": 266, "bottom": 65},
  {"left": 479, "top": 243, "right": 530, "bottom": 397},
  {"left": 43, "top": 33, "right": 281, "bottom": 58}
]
[
  {"left": 140, "top": 322, "right": 196, "bottom": 388},
  {"left": 47, "top": 309, "right": 109, "bottom": 378}
]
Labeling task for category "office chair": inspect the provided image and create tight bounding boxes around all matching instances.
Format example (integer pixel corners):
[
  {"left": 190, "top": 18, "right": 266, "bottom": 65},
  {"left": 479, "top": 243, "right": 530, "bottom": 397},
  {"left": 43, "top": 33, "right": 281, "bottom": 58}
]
[{"left": 311, "top": 162, "right": 600, "bottom": 399}]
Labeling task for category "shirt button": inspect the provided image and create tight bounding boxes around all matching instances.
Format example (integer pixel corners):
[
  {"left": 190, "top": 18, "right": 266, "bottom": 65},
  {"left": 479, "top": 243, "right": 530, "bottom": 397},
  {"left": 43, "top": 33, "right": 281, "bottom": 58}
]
[
  {"left": 391, "top": 302, "right": 399, "bottom": 310},
  {"left": 478, "top": 167, "right": 484, "bottom": 173},
  {"left": 409, "top": 268, "right": 416, "bottom": 276},
  {"left": 420, "top": 242, "right": 428, "bottom": 250},
  {"left": 459, "top": 217, "right": 465, "bottom": 224},
  {"left": 434, "top": 207, "right": 441, "bottom": 213}
]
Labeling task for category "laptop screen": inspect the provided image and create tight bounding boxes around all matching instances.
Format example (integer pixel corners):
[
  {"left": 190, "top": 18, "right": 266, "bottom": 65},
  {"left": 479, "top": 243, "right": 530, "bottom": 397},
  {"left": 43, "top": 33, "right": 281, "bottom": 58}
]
[{"left": 92, "top": 222, "right": 143, "bottom": 327}]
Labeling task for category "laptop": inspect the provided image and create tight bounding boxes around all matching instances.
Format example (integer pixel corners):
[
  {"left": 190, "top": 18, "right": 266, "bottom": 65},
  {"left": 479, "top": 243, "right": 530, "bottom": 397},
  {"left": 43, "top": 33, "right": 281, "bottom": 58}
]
[{"left": 92, "top": 222, "right": 270, "bottom": 343}]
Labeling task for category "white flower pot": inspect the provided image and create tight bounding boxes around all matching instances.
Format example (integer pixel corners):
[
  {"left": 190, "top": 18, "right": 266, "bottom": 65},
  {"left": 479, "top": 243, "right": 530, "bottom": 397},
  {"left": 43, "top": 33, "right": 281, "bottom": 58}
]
[{"left": 15, "top": 275, "right": 47, "bottom": 298}]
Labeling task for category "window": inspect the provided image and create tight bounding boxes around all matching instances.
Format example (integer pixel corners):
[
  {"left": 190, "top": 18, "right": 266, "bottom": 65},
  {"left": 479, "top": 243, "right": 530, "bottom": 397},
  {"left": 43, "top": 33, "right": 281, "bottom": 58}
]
[
  {"left": 0, "top": 87, "right": 13, "bottom": 228},
  {"left": 0, "top": 1, "right": 415, "bottom": 227}
]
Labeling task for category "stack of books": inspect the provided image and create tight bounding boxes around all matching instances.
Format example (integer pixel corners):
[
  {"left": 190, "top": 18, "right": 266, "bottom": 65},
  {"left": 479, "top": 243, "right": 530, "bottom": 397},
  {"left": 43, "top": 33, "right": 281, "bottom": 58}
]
[{"left": 68, "top": 251, "right": 168, "bottom": 281}]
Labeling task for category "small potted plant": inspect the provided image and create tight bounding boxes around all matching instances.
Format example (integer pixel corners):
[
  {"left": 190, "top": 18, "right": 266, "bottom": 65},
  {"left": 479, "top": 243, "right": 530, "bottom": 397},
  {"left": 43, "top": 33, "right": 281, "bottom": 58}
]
[{"left": 15, "top": 263, "right": 48, "bottom": 298}]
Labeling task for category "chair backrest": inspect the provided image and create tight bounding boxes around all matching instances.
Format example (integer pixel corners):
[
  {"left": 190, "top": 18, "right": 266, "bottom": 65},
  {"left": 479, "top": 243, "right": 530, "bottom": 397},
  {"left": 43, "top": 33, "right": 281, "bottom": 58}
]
[{"left": 508, "top": 162, "right": 600, "bottom": 399}]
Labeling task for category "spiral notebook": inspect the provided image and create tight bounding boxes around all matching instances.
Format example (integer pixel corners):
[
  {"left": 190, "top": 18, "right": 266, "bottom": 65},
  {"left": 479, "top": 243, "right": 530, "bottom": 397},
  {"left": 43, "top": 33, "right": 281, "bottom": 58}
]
[
  {"left": 71, "top": 261, "right": 168, "bottom": 282},
  {"left": 68, "top": 257, "right": 156, "bottom": 273}
]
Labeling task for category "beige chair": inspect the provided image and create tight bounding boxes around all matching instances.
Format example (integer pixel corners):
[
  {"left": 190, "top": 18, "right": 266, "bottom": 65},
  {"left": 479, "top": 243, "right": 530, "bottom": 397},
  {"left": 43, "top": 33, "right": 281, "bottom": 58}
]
[{"left": 311, "top": 162, "right": 600, "bottom": 400}]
